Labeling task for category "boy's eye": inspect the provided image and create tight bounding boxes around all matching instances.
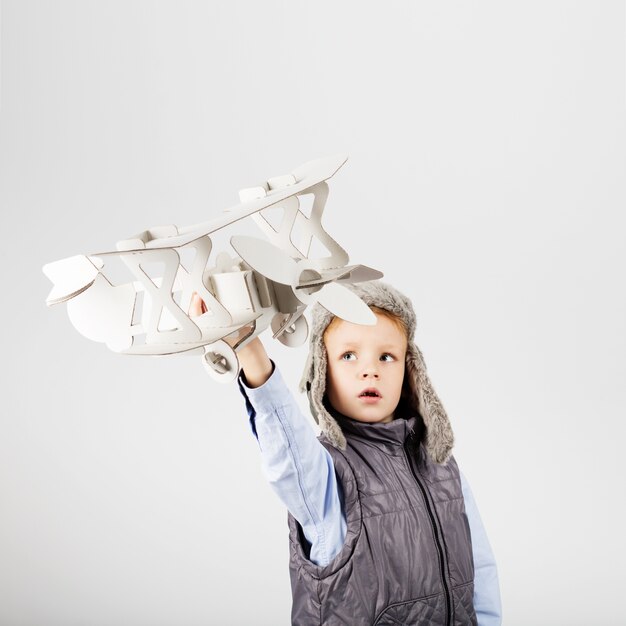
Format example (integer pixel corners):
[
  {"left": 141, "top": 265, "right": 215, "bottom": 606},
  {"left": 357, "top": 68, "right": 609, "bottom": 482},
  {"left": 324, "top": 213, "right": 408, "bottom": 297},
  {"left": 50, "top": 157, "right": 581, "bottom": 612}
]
[{"left": 340, "top": 352, "right": 394, "bottom": 361}]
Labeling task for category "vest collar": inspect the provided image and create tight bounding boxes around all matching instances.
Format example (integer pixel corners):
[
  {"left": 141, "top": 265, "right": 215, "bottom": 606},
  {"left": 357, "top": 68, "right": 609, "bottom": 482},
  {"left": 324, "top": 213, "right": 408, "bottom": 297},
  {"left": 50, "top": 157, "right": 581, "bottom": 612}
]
[
  {"left": 323, "top": 395, "right": 422, "bottom": 450},
  {"left": 336, "top": 413, "right": 420, "bottom": 447}
]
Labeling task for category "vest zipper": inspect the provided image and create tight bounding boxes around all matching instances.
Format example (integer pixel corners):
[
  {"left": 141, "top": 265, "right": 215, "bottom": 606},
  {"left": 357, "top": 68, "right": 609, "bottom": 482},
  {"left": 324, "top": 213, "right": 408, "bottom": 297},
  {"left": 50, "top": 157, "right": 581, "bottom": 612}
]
[{"left": 403, "top": 430, "right": 453, "bottom": 626}]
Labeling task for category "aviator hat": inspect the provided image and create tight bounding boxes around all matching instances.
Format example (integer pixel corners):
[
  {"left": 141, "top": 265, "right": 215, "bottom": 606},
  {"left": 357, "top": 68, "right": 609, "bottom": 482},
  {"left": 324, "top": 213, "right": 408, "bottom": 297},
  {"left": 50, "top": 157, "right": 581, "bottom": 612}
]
[{"left": 298, "top": 280, "right": 455, "bottom": 465}]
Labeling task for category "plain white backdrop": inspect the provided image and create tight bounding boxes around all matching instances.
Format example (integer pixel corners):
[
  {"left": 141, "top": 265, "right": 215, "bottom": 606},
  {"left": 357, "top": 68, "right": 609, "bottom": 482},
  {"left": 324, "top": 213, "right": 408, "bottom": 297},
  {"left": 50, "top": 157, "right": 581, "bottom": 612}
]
[{"left": 1, "top": 1, "right": 624, "bottom": 624}]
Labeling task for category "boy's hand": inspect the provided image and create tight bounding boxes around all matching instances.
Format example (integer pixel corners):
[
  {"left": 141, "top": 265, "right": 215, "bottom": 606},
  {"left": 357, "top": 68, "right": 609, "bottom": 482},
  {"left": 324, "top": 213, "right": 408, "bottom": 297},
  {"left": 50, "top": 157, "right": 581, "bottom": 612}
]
[
  {"left": 188, "top": 292, "right": 256, "bottom": 350},
  {"left": 189, "top": 292, "right": 272, "bottom": 387},
  {"left": 188, "top": 292, "right": 207, "bottom": 317}
]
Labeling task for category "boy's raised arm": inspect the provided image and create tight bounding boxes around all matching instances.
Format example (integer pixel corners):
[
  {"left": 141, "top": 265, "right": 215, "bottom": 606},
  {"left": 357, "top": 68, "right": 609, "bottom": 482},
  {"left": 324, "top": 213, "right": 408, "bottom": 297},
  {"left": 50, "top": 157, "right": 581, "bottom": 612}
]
[
  {"left": 188, "top": 292, "right": 273, "bottom": 387},
  {"left": 188, "top": 294, "right": 346, "bottom": 567},
  {"left": 236, "top": 353, "right": 347, "bottom": 567}
]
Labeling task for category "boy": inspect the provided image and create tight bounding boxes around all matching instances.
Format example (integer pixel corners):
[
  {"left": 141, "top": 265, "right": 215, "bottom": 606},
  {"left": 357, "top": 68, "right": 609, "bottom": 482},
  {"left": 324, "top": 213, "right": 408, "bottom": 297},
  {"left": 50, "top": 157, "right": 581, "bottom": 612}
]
[{"left": 191, "top": 280, "right": 502, "bottom": 625}]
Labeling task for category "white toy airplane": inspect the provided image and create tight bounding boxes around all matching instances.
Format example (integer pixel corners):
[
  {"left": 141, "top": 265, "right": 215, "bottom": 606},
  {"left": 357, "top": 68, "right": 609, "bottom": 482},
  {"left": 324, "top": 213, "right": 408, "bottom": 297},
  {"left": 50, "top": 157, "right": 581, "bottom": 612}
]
[{"left": 42, "top": 154, "right": 384, "bottom": 382}]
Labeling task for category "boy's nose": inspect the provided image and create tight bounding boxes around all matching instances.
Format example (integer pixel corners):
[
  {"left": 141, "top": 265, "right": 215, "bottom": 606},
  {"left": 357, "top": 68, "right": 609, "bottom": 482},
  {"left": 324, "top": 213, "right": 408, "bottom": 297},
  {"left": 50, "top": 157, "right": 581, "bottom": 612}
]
[{"left": 361, "top": 370, "right": 379, "bottom": 379}]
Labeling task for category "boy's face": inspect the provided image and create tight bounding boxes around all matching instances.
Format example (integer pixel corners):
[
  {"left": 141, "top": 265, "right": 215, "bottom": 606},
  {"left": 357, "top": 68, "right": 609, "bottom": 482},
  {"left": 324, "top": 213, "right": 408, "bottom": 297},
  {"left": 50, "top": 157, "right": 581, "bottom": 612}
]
[{"left": 323, "top": 312, "right": 407, "bottom": 424}]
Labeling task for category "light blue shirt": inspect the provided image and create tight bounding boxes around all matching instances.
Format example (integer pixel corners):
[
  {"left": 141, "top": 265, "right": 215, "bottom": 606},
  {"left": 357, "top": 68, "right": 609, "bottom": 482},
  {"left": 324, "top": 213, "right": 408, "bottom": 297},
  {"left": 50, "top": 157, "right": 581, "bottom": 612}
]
[{"left": 237, "top": 359, "right": 502, "bottom": 625}]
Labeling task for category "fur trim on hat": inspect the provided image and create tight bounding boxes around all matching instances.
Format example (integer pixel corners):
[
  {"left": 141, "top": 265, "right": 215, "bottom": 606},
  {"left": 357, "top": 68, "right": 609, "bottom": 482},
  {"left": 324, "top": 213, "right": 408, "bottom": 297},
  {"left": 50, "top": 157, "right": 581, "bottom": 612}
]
[{"left": 298, "top": 280, "right": 455, "bottom": 465}]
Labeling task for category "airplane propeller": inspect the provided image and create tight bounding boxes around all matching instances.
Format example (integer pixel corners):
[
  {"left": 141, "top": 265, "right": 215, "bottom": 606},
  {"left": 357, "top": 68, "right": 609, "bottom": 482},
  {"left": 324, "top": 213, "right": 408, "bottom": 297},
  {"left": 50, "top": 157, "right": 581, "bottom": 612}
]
[{"left": 230, "top": 235, "right": 380, "bottom": 326}]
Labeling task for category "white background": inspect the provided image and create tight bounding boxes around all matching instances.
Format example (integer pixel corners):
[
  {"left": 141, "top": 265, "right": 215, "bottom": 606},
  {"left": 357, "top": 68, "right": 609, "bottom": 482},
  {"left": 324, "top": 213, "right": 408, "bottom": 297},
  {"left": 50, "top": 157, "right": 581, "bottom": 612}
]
[{"left": 1, "top": 1, "right": 624, "bottom": 625}]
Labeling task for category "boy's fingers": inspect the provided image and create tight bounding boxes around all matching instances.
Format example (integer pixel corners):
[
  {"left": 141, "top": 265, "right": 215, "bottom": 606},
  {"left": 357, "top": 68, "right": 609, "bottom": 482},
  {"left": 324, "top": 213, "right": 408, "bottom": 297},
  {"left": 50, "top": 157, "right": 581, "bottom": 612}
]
[{"left": 188, "top": 292, "right": 203, "bottom": 317}]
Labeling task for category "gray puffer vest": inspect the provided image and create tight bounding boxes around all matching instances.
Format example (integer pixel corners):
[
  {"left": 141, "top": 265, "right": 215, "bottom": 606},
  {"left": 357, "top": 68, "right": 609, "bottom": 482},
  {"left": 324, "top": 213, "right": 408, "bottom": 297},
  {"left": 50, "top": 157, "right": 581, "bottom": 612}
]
[{"left": 287, "top": 412, "right": 477, "bottom": 625}]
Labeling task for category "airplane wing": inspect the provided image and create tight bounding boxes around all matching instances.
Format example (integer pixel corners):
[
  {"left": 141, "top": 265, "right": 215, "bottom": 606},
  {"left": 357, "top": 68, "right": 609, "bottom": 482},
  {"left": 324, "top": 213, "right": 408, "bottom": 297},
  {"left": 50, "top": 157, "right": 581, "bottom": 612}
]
[{"left": 90, "top": 154, "right": 349, "bottom": 254}]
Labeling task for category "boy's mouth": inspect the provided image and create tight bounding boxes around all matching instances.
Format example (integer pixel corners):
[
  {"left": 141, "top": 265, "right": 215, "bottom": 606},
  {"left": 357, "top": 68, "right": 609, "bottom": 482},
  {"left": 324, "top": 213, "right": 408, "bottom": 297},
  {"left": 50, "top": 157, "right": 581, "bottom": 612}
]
[{"left": 359, "top": 388, "right": 382, "bottom": 398}]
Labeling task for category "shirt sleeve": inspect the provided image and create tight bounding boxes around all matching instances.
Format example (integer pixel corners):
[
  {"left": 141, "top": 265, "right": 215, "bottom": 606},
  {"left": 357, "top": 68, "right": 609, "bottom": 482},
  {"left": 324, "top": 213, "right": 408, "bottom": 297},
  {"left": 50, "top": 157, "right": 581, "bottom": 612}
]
[
  {"left": 236, "top": 359, "right": 347, "bottom": 567},
  {"left": 460, "top": 470, "right": 503, "bottom": 626}
]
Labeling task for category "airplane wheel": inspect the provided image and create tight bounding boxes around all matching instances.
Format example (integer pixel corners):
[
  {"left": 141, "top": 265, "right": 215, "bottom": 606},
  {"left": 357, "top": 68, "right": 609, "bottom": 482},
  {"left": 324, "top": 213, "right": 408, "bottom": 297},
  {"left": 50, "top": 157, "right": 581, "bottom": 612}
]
[
  {"left": 272, "top": 313, "right": 309, "bottom": 347},
  {"left": 202, "top": 340, "right": 240, "bottom": 383}
]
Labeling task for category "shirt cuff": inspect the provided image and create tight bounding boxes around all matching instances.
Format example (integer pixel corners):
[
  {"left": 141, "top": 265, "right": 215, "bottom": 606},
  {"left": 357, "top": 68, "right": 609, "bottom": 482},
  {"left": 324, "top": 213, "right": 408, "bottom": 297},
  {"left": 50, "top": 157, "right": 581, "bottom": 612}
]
[{"left": 236, "top": 358, "right": 294, "bottom": 414}]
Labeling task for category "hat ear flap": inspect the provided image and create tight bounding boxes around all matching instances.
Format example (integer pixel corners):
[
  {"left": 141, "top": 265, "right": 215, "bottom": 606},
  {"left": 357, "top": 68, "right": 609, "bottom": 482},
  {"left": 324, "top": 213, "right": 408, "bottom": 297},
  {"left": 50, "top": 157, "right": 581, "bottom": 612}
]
[
  {"left": 405, "top": 342, "right": 455, "bottom": 464},
  {"left": 301, "top": 338, "right": 347, "bottom": 451},
  {"left": 298, "top": 347, "right": 315, "bottom": 395}
]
